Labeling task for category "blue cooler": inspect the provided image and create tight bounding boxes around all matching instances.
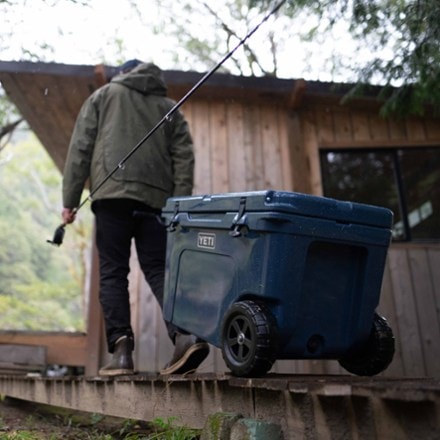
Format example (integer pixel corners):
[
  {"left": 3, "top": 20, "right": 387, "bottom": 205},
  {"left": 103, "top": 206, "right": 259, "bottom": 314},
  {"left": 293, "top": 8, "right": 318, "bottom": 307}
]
[{"left": 162, "top": 190, "right": 395, "bottom": 377}]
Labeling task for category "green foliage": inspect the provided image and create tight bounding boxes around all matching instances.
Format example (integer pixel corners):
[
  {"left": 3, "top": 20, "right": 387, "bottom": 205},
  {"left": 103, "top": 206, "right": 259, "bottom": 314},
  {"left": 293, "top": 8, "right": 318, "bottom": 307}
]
[
  {"left": 0, "top": 134, "right": 91, "bottom": 331},
  {"left": 151, "top": 0, "right": 291, "bottom": 76},
  {"left": 340, "top": 0, "right": 440, "bottom": 116},
  {"left": 0, "top": 281, "right": 84, "bottom": 331},
  {"left": 250, "top": 0, "right": 440, "bottom": 116},
  {"left": 0, "top": 402, "right": 203, "bottom": 439},
  {"left": 146, "top": 417, "right": 201, "bottom": 440},
  {"left": 49, "top": 412, "right": 199, "bottom": 439},
  {"left": 90, "top": 413, "right": 106, "bottom": 426},
  {"left": 0, "top": 90, "right": 19, "bottom": 127}
]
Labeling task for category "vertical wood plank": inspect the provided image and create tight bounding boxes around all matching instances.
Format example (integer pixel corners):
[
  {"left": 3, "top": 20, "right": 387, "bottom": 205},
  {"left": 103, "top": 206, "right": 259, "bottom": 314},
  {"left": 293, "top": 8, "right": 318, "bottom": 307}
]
[
  {"left": 209, "top": 101, "right": 229, "bottom": 193},
  {"left": 85, "top": 228, "right": 105, "bottom": 376},
  {"left": 277, "top": 110, "right": 293, "bottom": 191},
  {"left": 368, "top": 114, "right": 389, "bottom": 142},
  {"left": 428, "top": 248, "right": 440, "bottom": 325},
  {"left": 181, "top": 101, "right": 196, "bottom": 194},
  {"left": 388, "top": 248, "right": 425, "bottom": 376},
  {"left": 428, "top": 248, "right": 440, "bottom": 377},
  {"left": 128, "top": 246, "right": 142, "bottom": 368},
  {"left": 351, "top": 112, "right": 371, "bottom": 142},
  {"left": 243, "top": 105, "right": 264, "bottom": 190},
  {"left": 407, "top": 248, "right": 440, "bottom": 376},
  {"left": 405, "top": 118, "right": 427, "bottom": 141},
  {"left": 315, "top": 108, "right": 335, "bottom": 144},
  {"left": 332, "top": 111, "right": 353, "bottom": 142},
  {"left": 192, "top": 100, "right": 212, "bottom": 194},
  {"left": 135, "top": 277, "right": 170, "bottom": 373},
  {"left": 261, "top": 105, "right": 283, "bottom": 189},
  {"left": 180, "top": 102, "right": 193, "bottom": 127},
  {"left": 425, "top": 118, "right": 440, "bottom": 140},
  {"left": 387, "top": 118, "right": 407, "bottom": 140},
  {"left": 288, "top": 112, "right": 311, "bottom": 194},
  {"left": 226, "top": 101, "right": 247, "bottom": 192},
  {"left": 377, "top": 258, "right": 405, "bottom": 376},
  {"left": 302, "top": 111, "right": 322, "bottom": 195}
]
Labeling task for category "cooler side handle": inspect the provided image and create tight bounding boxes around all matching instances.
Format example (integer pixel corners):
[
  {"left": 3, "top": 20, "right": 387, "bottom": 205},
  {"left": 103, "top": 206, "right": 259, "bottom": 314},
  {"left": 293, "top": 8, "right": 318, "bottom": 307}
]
[
  {"left": 230, "top": 196, "right": 248, "bottom": 237},
  {"left": 166, "top": 200, "right": 180, "bottom": 232}
]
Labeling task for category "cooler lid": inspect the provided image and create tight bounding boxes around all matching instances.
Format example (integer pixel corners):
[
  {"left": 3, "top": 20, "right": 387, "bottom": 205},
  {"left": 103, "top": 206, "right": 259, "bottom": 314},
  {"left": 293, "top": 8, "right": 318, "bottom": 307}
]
[{"left": 162, "top": 190, "right": 393, "bottom": 229}]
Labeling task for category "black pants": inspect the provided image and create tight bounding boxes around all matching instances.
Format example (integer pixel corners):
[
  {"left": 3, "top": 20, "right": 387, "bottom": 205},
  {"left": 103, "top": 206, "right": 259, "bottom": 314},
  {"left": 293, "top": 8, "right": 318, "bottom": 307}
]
[{"left": 92, "top": 199, "right": 177, "bottom": 353}]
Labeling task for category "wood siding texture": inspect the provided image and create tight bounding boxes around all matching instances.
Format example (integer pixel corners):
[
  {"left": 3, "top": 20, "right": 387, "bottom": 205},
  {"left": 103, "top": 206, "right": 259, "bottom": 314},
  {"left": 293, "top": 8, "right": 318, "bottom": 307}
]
[
  {"left": 119, "top": 100, "right": 440, "bottom": 378},
  {"left": 184, "top": 99, "right": 293, "bottom": 194}
]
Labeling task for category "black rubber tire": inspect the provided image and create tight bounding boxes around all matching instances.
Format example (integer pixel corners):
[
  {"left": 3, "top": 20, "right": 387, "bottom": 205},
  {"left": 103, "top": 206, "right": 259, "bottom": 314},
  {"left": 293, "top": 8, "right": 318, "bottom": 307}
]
[
  {"left": 338, "top": 313, "right": 395, "bottom": 376},
  {"left": 221, "top": 300, "right": 278, "bottom": 377}
]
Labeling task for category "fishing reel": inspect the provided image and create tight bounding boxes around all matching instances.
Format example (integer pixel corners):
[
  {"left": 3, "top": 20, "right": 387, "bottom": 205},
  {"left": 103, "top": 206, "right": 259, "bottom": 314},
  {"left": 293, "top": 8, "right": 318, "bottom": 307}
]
[{"left": 47, "top": 224, "right": 66, "bottom": 246}]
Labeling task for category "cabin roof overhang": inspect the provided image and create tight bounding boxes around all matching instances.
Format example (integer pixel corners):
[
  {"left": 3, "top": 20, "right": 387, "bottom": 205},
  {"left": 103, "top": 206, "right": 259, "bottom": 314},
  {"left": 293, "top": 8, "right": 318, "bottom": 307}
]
[{"left": 0, "top": 60, "right": 381, "bottom": 171}]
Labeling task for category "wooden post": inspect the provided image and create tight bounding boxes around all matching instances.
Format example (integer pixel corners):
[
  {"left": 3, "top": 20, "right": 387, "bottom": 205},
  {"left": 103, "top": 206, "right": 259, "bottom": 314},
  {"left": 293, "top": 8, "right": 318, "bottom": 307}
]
[{"left": 84, "top": 224, "right": 104, "bottom": 376}]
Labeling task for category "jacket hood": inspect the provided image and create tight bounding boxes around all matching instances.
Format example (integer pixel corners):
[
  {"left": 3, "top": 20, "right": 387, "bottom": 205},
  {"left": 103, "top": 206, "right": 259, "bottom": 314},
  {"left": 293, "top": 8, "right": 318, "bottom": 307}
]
[{"left": 111, "top": 62, "right": 167, "bottom": 96}]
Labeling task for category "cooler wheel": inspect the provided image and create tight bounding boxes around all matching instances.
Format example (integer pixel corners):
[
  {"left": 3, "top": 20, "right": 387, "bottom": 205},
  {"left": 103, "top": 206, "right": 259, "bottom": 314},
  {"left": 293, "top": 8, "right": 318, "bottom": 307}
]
[
  {"left": 338, "top": 313, "right": 395, "bottom": 376},
  {"left": 221, "top": 300, "right": 278, "bottom": 377}
]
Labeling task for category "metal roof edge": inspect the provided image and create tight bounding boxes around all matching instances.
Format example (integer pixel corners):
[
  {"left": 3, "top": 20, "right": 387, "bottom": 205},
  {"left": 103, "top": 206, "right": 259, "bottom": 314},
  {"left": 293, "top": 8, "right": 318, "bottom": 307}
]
[
  {"left": 0, "top": 60, "right": 95, "bottom": 77},
  {"left": 0, "top": 60, "right": 386, "bottom": 104}
]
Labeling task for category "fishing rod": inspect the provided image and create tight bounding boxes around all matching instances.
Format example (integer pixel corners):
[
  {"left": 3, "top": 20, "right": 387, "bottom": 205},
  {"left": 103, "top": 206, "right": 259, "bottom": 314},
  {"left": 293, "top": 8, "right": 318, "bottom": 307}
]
[{"left": 48, "top": 0, "right": 287, "bottom": 246}]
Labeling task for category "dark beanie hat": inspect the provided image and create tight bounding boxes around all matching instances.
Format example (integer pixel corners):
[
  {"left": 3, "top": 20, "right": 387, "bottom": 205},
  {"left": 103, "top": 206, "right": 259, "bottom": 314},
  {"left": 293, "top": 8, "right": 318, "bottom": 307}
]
[{"left": 119, "top": 59, "right": 143, "bottom": 73}]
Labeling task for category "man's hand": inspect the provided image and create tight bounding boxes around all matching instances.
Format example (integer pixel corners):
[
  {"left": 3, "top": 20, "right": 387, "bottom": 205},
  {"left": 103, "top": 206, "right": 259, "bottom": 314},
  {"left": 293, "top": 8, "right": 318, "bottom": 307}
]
[{"left": 62, "top": 208, "right": 77, "bottom": 224}]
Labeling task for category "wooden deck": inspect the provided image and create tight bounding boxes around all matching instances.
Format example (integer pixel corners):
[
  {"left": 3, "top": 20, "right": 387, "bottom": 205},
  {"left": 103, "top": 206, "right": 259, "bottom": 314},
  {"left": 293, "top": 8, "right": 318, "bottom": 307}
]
[{"left": 0, "top": 373, "right": 439, "bottom": 439}]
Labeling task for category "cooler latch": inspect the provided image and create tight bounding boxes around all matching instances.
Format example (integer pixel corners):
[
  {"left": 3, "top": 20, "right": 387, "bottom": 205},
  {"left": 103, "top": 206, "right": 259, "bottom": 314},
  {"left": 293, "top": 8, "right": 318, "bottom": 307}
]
[
  {"left": 167, "top": 200, "right": 180, "bottom": 232},
  {"left": 230, "top": 196, "right": 247, "bottom": 237}
]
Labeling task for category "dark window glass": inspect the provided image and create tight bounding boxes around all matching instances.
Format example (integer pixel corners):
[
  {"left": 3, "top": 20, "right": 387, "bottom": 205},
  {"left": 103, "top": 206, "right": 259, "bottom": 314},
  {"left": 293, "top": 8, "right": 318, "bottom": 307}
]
[
  {"left": 400, "top": 149, "right": 440, "bottom": 240},
  {"left": 320, "top": 148, "right": 440, "bottom": 241}
]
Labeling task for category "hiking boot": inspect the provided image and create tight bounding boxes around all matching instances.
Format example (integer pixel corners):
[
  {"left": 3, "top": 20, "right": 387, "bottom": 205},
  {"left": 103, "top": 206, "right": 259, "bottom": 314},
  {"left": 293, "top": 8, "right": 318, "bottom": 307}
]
[
  {"left": 99, "top": 335, "right": 134, "bottom": 376},
  {"left": 160, "top": 334, "right": 209, "bottom": 375}
]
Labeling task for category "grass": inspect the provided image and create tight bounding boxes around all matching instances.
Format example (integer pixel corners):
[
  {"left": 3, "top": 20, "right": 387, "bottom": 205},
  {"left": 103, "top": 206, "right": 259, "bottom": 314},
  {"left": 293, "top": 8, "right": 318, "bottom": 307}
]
[
  {"left": 0, "top": 399, "right": 201, "bottom": 440},
  {"left": 147, "top": 417, "right": 200, "bottom": 440}
]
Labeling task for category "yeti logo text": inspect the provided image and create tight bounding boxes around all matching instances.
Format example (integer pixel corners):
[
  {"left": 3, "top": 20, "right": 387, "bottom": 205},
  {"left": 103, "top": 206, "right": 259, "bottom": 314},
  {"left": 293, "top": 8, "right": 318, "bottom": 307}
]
[{"left": 197, "top": 232, "right": 216, "bottom": 249}]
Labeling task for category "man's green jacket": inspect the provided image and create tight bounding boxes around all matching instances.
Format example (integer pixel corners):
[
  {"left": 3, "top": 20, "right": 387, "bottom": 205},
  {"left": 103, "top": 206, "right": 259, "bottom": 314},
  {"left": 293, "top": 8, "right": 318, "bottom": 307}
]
[{"left": 62, "top": 62, "right": 194, "bottom": 210}]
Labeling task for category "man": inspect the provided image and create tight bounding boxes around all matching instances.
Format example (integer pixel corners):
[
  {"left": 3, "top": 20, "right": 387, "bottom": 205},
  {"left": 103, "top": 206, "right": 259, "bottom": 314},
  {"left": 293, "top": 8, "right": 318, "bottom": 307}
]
[{"left": 62, "top": 60, "right": 209, "bottom": 376}]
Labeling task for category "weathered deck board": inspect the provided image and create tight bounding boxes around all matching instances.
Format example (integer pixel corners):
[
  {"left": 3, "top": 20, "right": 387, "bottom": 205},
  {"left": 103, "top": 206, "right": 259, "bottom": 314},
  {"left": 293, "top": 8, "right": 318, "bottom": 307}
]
[{"left": 0, "top": 374, "right": 438, "bottom": 440}]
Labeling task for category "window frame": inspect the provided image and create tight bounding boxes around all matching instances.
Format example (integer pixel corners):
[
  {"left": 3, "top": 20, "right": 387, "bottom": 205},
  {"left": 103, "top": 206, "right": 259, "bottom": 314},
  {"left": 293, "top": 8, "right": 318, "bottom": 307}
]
[{"left": 319, "top": 145, "right": 440, "bottom": 243}]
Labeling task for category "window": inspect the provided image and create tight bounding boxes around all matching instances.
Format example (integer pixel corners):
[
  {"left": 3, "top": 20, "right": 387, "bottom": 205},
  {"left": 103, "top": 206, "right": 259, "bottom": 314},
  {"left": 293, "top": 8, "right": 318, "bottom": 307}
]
[{"left": 320, "top": 147, "right": 440, "bottom": 241}]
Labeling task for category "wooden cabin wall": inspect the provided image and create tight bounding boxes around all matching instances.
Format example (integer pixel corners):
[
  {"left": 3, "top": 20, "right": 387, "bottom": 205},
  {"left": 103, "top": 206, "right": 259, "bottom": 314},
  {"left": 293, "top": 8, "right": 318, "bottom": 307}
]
[
  {"left": 285, "top": 105, "right": 440, "bottom": 377},
  {"left": 379, "top": 245, "right": 440, "bottom": 377},
  {"left": 183, "top": 98, "right": 293, "bottom": 194},
  {"left": 104, "top": 100, "right": 440, "bottom": 377}
]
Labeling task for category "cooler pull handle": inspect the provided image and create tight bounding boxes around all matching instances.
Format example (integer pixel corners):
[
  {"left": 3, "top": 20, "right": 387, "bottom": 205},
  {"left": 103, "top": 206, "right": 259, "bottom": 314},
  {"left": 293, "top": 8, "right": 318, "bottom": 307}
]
[{"left": 230, "top": 197, "right": 247, "bottom": 237}]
